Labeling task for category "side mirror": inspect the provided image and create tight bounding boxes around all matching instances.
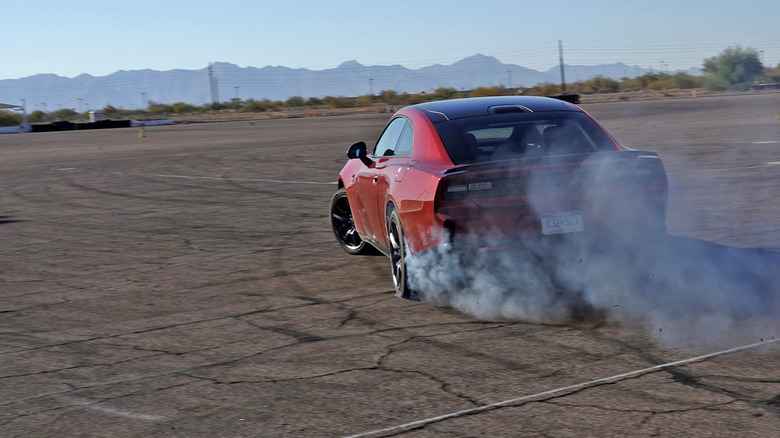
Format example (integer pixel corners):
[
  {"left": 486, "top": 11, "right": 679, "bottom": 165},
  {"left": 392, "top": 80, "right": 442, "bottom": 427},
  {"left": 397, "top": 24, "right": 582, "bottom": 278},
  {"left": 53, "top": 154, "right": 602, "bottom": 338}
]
[{"left": 347, "top": 141, "right": 373, "bottom": 167}]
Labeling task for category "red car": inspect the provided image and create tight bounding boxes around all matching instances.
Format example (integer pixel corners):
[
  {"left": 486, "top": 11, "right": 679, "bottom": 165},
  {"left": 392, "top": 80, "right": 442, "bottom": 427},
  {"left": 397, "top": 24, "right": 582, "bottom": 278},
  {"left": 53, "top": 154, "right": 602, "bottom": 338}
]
[{"left": 329, "top": 96, "right": 667, "bottom": 299}]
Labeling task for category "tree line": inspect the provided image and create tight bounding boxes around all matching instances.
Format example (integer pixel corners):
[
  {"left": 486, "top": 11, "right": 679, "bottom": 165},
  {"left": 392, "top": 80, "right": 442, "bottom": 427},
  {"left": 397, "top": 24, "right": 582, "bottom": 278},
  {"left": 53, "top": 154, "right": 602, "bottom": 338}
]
[{"left": 2, "top": 46, "right": 778, "bottom": 127}]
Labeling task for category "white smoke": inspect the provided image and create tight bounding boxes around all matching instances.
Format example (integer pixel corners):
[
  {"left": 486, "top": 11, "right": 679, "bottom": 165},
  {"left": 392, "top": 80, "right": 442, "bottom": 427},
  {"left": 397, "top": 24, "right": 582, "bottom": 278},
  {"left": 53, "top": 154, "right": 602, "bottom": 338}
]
[{"left": 405, "top": 157, "right": 780, "bottom": 349}]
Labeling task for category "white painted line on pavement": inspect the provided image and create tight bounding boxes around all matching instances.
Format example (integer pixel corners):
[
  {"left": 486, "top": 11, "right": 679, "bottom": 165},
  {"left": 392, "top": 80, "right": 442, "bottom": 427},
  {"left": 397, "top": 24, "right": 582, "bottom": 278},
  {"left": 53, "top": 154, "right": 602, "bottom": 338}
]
[
  {"left": 58, "top": 395, "right": 166, "bottom": 421},
  {"left": 140, "top": 173, "right": 337, "bottom": 185},
  {"left": 49, "top": 167, "right": 336, "bottom": 185},
  {"left": 343, "top": 338, "right": 779, "bottom": 438}
]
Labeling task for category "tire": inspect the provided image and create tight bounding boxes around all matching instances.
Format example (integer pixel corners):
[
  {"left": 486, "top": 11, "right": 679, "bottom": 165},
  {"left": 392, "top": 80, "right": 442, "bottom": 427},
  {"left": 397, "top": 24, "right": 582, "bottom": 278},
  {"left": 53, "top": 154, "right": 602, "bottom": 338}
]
[
  {"left": 329, "top": 188, "right": 374, "bottom": 255},
  {"left": 387, "top": 206, "right": 418, "bottom": 300}
]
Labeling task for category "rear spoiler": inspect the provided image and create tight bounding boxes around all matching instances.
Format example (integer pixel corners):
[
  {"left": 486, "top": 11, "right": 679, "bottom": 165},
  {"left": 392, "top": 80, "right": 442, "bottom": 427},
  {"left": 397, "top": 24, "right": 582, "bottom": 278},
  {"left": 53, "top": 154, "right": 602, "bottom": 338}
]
[{"left": 549, "top": 94, "right": 581, "bottom": 104}]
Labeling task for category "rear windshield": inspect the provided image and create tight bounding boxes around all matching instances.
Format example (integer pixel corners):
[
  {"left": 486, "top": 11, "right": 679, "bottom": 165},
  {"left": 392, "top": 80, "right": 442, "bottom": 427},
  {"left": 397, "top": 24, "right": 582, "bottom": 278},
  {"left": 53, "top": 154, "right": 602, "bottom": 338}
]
[{"left": 434, "top": 111, "right": 619, "bottom": 165}]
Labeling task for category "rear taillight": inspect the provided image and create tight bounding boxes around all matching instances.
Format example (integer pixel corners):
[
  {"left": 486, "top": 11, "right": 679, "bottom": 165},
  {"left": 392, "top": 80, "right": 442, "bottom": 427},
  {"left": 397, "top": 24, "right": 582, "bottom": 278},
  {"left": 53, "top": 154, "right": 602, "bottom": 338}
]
[
  {"left": 612, "top": 158, "right": 666, "bottom": 183},
  {"left": 446, "top": 181, "right": 493, "bottom": 193},
  {"left": 442, "top": 178, "right": 493, "bottom": 200}
]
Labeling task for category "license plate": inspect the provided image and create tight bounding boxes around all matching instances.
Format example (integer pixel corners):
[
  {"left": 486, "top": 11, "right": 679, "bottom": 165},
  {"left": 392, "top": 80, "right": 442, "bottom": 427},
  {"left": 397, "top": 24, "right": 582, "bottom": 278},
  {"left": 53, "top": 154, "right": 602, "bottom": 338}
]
[{"left": 541, "top": 211, "right": 584, "bottom": 235}]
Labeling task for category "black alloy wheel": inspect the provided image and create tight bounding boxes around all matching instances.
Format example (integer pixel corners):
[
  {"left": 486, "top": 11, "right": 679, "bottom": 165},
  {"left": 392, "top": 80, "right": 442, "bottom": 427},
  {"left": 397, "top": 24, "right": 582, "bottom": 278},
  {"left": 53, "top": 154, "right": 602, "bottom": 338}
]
[
  {"left": 329, "top": 188, "right": 372, "bottom": 255},
  {"left": 387, "top": 206, "right": 417, "bottom": 300}
]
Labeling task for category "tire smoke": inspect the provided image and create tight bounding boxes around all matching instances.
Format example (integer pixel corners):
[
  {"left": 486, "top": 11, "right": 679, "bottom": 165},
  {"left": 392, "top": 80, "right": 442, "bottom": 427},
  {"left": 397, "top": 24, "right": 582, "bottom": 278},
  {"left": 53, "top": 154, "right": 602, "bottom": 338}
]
[
  {"left": 407, "top": 234, "right": 779, "bottom": 348},
  {"left": 406, "top": 158, "right": 779, "bottom": 349}
]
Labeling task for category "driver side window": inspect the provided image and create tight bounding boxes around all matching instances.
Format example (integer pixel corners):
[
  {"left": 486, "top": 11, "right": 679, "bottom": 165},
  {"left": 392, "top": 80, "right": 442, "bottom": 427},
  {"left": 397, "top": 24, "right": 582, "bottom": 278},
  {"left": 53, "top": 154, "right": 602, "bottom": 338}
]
[{"left": 373, "top": 117, "right": 410, "bottom": 157}]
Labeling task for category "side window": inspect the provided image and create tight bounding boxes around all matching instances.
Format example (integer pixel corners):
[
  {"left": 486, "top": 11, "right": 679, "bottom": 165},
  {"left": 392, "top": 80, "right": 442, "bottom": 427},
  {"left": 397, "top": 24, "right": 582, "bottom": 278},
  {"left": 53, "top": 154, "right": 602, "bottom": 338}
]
[
  {"left": 393, "top": 122, "right": 413, "bottom": 157},
  {"left": 373, "top": 118, "right": 407, "bottom": 157}
]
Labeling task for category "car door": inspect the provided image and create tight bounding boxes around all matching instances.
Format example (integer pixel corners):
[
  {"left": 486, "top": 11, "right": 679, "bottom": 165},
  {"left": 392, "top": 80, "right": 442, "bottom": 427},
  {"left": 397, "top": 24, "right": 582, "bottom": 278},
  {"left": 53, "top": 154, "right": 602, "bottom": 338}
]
[
  {"left": 373, "top": 118, "right": 414, "bottom": 247},
  {"left": 353, "top": 117, "right": 407, "bottom": 243}
]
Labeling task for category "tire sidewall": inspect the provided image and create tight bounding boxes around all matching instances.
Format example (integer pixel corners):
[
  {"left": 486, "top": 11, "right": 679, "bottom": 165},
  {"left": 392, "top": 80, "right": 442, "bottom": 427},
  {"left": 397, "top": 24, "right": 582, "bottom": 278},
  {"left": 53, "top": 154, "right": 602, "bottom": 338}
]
[
  {"left": 330, "top": 188, "right": 367, "bottom": 255},
  {"left": 388, "top": 206, "right": 415, "bottom": 299}
]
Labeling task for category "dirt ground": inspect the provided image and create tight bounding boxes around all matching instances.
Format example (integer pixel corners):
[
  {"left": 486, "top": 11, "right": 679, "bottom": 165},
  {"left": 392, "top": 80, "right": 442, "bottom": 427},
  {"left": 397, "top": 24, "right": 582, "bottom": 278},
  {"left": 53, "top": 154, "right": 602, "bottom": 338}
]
[{"left": 0, "top": 93, "right": 779, "bottom": 437}]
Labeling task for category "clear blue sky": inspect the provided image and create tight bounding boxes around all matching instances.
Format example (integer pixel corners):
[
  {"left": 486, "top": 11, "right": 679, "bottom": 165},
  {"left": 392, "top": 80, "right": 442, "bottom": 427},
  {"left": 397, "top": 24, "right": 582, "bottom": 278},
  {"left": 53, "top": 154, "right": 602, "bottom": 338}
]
[{"left": 3, "top": 0, "right": 779, "bottom": 80}]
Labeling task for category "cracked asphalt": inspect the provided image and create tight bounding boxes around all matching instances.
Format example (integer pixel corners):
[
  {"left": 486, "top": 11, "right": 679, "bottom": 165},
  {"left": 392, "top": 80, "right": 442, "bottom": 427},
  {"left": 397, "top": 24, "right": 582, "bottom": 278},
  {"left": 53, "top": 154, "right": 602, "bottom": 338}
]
[{"left": 1, "top": 93, "right": 779, "bottom": 437}]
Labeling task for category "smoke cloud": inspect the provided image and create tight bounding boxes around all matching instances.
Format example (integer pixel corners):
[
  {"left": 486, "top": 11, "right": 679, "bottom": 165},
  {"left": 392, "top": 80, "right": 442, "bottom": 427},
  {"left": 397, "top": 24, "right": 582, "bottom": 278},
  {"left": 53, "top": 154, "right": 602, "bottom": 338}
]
[{"left": 406, "top": 157, "right": 780, "bottom": 349}]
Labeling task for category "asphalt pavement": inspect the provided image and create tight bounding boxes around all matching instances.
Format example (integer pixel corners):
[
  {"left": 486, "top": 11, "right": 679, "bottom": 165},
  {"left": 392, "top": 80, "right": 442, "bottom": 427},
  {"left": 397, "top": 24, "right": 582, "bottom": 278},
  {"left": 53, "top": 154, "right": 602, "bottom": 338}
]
[{"left": 0, "top": 93, "right": 778, "bottom": 437}]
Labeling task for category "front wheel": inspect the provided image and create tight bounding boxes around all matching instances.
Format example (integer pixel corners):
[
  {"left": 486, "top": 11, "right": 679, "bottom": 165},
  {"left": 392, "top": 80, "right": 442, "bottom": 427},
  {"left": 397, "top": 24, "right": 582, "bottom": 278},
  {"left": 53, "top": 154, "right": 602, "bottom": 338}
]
[
  {"left": 330, "top": 188, "right": 374, "bottom": 255},
  {"left": 387, "top": 206, "right": 418, "bottom": 300}
]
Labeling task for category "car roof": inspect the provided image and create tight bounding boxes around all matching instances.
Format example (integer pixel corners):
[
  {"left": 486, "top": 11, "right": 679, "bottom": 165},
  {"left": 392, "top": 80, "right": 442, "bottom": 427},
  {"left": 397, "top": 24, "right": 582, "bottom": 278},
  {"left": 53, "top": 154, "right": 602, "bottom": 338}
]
[{"left": 409, "top": 96, "right": 578, "bottom": 123}]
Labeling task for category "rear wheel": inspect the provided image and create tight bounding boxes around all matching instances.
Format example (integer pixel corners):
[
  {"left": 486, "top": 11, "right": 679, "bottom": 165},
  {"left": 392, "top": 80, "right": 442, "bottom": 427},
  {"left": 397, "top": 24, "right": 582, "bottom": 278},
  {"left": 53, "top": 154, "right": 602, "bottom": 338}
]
[
  {"left": 330, "top": 188, "right": 373, "bottom": 255},
  {"left": 387, "top": 206, "right": 418, "bottom": 300}
]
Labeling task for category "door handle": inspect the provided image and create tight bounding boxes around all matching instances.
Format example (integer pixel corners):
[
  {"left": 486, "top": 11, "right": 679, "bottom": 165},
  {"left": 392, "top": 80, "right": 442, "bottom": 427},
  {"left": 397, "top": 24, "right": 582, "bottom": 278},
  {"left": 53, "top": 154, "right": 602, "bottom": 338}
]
[{"left": 373, "top": 176, "right": 379, "bottom": 183}]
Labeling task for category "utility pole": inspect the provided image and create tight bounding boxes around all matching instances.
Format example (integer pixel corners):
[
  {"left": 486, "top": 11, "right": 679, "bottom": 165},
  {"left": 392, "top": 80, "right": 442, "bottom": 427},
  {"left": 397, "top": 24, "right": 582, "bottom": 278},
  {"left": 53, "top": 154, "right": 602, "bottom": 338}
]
[
  {"left": 208, "top": 63, "right": 219, "bottom": 104},
  {"left": 507, "top": 70, "right": 512, "bottom": 89},
  {"left": 558, "top": 39, "right": 567, "bottom": 93},
  {"left": 20, "top": 99, "right": 27, "bottom": 130}
]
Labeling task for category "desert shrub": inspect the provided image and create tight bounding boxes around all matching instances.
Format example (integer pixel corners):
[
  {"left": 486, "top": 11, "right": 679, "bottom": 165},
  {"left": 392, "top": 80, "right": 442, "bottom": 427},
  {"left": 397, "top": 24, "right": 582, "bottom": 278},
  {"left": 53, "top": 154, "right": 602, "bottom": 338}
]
[
  {"left": 0, "top": 110, "right": 21, "bottom": 126},
  {"left": 432, "top": 87, "right": 460, "bottom": 100},
  {"left": 469, "top": 86, "right": 508, "bottom": 97},
  {"left": 581, "top": 75, "right": 621, "bottom": 93},
  {"left": 703, "top": 46, "right": 764, "bottom": 91},
  {"left": 669, "top": 72, "right": 703, "bottom": 89},
  {"left": 27, "top": 110, "right": 46, "bottom": 123},
  {"left": 323, "top": 96, "right": 354, "bottom": 108},
  {"left": 147, "top": 101, "right": 172, "bottom": 115},
  {"left": 528, "top": 82, "right": 562, "bottom": 96},
  {"left": 102, "top": 105, "right": 125, "bottom": 117},
  {"left": 376, "top": 90, "right": 400, "bottom": 105},
  {"left": 285, "top": 96, "right": 305, "bottom": 107},
  {"left": 171, "top": 102, "right": 197, "bottom": 113},
  {"left": 355, "top": 94, "right": 374, "bottom": 107},
  {"left": 403, "top": 93, "right": 428, "bottom": 105},
  {"left": 241, "top": 99, "right": 279, "bottom": 112}
]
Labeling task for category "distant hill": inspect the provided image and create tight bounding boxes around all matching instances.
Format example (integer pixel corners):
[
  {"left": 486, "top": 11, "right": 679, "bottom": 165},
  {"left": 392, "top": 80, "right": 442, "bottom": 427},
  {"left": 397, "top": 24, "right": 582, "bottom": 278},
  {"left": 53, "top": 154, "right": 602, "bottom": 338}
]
[
  {"left": 0, "top": 55, "right": 701, "bottom": 111},
  {"left": 543, "top": 62, "right": 701, "bottom": 83}
]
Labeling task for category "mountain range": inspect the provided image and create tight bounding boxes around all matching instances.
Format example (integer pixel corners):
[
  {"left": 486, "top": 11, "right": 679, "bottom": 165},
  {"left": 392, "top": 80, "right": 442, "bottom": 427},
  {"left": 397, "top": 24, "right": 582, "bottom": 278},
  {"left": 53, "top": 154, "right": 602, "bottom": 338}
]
[{"left": 0, "top": 54, "right": 701, "bottom": 111}]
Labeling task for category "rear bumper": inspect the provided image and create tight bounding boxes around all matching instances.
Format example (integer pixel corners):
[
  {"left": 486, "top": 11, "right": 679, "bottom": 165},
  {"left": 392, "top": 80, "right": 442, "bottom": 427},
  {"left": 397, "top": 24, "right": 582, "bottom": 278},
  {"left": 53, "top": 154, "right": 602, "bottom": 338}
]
[{"left": 435, "top": 200, "right": 666, "bottom": 250}]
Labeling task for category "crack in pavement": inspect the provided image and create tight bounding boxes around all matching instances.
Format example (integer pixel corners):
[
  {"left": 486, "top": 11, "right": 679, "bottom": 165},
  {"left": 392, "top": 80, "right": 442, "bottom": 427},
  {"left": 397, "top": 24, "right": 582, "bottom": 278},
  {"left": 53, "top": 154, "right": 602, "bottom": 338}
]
[
  {"left": 584, "top": 328, "right": 780, "bottom": 418},
  {"left": 0, "top": 303, "right": 512, "bottom": 410},
  {"left": 342, "top": 338, "right": 780, "bottom": 437},
  {"left": 0, "top": 291, "right": 385, "bottom": 357}
]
